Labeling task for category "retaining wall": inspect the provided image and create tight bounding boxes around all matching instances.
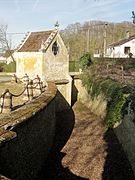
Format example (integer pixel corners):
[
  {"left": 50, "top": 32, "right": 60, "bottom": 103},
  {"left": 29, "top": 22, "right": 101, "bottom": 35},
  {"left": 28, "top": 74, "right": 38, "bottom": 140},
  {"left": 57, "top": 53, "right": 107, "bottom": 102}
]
[
  {"left": 114, "top": 115, "right": 135, "bottom": 175},
  {"left": 73, "top": 76, "right": 135, "bottom": 175},
  {"left": 73, "top": 77, "right": 107, "bottom": 118},
  {"left": 0, "top": 82, "right": 57, "bottom": 180}
]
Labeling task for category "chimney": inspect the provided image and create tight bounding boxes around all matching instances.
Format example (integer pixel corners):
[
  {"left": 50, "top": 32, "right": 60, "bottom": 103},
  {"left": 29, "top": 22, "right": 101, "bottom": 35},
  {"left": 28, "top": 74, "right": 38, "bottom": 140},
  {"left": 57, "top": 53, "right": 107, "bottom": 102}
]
[{"left": 126, "top": 30, "right": 130, "bottom": 39}]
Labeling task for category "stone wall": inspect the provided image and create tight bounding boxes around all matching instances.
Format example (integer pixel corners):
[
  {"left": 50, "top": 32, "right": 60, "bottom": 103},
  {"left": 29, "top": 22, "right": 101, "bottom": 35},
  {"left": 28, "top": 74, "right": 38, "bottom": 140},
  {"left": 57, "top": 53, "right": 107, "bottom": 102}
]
[
  {"left": 73, "top": 76, "right": 135, "bottom": 175},
  {"left": 73, "top": 77, "right": 107, "bottom": 118},
  {"left": 114, "top": 115, "right": 135, "bottom": 175},
  {"left": 0, "top": 82, "right": 57, "bottom": 180},
  {"left": 16, "top": 52, "right": 43, "bottom": 79},
  {"left": 42, "top": 33, "right": 69, "bottom": 81},
  {"left": 16, "top": 32, "right": 69, "bottom": 83},
  {"left": 55, "top": 77, "right": 72, "bottom": 108}
]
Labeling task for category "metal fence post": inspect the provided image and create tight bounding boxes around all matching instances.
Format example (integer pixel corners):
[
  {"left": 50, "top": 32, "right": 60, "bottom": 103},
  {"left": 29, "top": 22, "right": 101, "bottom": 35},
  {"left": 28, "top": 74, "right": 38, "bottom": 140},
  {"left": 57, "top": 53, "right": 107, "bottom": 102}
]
[
  {"left": 1, "top": 89, "right": 12, "bottom": 113},
  {"left": 28, "top": 80, "right": 33, "bottom": 100},
  {"left": 34, "top": 75, "right": 42, "bottom": 96},
  {"left": 23, "top": 73, "right": 29, "bottom": 86}
]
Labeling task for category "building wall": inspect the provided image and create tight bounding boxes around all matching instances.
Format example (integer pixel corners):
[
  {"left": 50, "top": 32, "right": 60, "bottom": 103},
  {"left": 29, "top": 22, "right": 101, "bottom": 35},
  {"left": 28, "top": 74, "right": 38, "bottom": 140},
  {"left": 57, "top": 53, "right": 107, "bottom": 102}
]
[
  {"left": 42, "top": 33, "right": 69, "bottom": 81},
  {"left": 56, "top": 77, "right": 72, "bottom": 110},
  {"left": 106, "top": 38, "right": 135, "bottom": 58},
  {"left": 16, "top": 52, "right": 43, "bottom": 80}
]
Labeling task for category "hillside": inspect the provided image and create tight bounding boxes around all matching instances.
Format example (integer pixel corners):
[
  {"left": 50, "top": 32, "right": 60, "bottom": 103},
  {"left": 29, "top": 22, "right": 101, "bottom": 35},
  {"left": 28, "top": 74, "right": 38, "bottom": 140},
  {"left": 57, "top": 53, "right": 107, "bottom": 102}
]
[{"left": 61, "top": 20, "right": 135, "bottom": 61}]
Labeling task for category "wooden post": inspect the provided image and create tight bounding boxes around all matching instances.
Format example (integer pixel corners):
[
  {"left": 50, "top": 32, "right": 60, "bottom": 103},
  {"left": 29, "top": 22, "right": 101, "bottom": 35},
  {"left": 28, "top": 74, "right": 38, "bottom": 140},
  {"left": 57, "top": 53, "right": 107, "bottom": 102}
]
[
  {"left": 11, "top": 74, "right": 17, "bottom": 83},
  {"left": 121, "top": 65, "right": 124, "bottom": 83},
  {"left": 107, "top": 64, "right": 109, "bottom": 77},
  {"left": 0, "top": 95, "right": 4, "bottom": 113}
]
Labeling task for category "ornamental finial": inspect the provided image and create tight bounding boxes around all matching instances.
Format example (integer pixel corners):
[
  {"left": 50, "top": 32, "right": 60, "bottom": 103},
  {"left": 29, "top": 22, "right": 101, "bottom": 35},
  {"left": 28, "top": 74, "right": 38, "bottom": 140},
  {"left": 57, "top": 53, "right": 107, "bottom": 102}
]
[{"left": 54, "top": 21, "right": 59, "bottom": 29}]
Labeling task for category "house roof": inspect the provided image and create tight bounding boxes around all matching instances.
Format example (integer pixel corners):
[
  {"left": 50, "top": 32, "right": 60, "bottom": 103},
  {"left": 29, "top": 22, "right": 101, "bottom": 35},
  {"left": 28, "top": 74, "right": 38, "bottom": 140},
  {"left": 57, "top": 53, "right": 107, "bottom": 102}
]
[
  {"left": 17, "top": 29, "right": 58, "bottom": 52},
  {"left": 108, "top": 34, "right": 135, "bottom": 47}
]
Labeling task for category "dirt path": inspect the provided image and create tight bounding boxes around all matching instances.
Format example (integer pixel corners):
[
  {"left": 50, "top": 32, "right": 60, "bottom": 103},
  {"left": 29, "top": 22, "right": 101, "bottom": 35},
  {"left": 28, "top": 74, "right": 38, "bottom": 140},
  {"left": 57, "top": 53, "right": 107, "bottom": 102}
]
[{"left": 38, "top": 102, "right": 135, "bottom": 180}]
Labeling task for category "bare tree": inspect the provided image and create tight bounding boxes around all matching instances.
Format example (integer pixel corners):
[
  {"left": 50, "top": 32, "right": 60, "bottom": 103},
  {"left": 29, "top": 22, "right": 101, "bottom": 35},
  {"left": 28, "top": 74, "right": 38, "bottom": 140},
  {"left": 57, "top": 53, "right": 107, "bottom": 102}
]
[
  {"left": 62, "top": 20, "right": 135, "bottom": 61},
  {"left": 0, "top": 24, "right": 15, "bottom": 61}
]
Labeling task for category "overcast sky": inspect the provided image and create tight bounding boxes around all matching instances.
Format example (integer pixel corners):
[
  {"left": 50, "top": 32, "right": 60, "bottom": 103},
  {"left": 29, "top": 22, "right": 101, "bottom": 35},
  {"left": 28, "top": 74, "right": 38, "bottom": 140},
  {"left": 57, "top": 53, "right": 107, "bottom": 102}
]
[{"left": 0, "top": 0, "right": 134, "bottom": 46}]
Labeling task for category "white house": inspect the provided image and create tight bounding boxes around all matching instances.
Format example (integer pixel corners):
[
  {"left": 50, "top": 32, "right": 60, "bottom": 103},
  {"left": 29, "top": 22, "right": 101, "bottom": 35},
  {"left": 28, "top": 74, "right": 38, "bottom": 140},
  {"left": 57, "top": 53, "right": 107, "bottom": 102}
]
[
  {"left": 0, "top": 56, "right": 7, "bottom": 63},
  {"left": 106, "top": 34, "right": 135, "bottom": 58}
]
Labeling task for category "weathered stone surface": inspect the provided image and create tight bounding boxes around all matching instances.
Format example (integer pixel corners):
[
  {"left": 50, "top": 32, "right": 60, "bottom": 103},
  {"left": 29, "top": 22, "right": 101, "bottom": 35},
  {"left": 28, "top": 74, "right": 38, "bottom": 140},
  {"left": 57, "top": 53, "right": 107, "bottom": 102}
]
[
  {"left": 73, "top": 78, "right": 107, "bottom": 118},
  {"left": 0, "top": 82, "right": 57, "bottom": 180},
  {"left": 0, "top": 175, "right": 11, "bottom": 180},
  {"left": 72, "top": 77, "right": 135, "bottom": 175},
  {"left": 15, "top": 31, "right": 72, "bottom": 106},
  {"left": 16, "top": 31, "right": 69, "bottom": 82},
  {"left": 114, "top": 115, "right": 135, "bottom": 176}
]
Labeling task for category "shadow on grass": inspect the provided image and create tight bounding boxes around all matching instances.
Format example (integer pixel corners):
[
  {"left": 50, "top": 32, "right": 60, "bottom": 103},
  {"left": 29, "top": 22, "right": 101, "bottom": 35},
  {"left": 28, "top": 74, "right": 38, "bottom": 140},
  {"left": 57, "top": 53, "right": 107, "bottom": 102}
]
[{"left": 102, "top": 129, "right": 135, "bottom": 180}]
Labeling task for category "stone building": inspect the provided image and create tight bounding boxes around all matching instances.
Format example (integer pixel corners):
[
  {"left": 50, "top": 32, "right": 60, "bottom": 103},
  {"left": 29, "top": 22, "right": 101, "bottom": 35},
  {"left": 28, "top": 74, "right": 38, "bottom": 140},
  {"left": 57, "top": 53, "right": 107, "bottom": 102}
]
[
  {"left": 15, "top": 27, "right": 72, "bottom": 106},
  {"left": 15, "top": 28, "right": 69, "bottom": 81}
]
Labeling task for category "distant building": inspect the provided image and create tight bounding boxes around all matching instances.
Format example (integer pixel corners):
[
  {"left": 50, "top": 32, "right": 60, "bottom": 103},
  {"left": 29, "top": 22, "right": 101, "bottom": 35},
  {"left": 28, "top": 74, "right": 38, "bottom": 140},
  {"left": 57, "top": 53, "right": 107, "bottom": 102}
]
[
  {"left": 106, "top": 34, "right": 135, "bottom": 58},
  {"left": 0, "top": 56, "right": 7, "bottom": 63},
  {"left": 0, "top": 50, "right": 16, "bottom": 64}
]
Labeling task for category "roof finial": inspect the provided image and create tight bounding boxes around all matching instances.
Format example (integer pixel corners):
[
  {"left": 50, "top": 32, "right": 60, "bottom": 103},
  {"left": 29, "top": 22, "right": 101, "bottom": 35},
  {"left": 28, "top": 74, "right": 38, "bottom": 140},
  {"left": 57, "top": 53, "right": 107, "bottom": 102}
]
[{"left": 54, "top": 21, "right": 59, "bottom": 29}]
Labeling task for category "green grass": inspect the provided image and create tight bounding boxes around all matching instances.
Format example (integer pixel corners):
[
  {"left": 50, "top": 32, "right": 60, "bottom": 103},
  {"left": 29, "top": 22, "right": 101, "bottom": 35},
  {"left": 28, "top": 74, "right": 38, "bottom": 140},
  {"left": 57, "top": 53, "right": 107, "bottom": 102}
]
[
  {"left": 0, "top": 61, "right": 16, "bottom": 73},
  {"left": 69, "top": 61, "right": 79, "bottom": 72}
]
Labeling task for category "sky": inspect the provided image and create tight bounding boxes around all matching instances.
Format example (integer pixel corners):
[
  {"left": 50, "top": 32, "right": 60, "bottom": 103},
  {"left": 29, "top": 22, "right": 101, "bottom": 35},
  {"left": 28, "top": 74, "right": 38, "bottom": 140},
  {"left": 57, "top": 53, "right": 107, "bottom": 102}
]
[{"left": 0, "top": 0, "right": 135, "bottom": 47}]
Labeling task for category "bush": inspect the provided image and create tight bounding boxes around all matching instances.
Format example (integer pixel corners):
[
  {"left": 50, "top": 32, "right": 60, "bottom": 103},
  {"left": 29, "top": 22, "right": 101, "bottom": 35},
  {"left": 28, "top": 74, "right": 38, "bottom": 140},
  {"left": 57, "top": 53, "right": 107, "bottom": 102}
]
[
  {"left": 69, "top": 61, "right": 79, "bottom": 72},
  {"left": 0, "top": 63, "right": 5, "bottom": 72},
  {"left": 81, "top": 68, "right": 126, "bottom": 128},
  {"left": 79, "top": 53, "right": 92, "bottom": 70},
  {"left": 2, "top": 61, "right": 16, "bottom": 72}
]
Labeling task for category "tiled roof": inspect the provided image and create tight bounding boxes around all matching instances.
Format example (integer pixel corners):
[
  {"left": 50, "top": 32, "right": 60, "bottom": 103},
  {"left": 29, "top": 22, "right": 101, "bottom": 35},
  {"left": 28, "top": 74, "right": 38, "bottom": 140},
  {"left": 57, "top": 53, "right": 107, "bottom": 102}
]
[
  {"left": 18, "top": 30, "right": 57, "bottom": 52},
  {"left": 109, "top": 34, "right": 135, "bottom": 47}
]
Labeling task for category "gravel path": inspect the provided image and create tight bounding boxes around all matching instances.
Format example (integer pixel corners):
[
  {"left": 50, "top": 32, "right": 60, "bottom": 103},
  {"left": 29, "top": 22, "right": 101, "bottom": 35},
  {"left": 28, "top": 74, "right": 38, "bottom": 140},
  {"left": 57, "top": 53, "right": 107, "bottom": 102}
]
[{"left": 38, "top": 102, "right": 135, "bottom": 180}]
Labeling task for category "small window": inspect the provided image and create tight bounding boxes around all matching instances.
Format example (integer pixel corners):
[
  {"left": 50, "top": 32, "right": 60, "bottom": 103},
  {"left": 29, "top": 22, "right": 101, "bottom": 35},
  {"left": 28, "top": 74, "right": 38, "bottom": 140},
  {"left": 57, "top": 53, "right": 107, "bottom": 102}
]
[
  {"left": 52, "top": 41, "right": 59, "bottom": 55},
  {"left": 124, "top": 47, "right": 130, "bottom": 54}
]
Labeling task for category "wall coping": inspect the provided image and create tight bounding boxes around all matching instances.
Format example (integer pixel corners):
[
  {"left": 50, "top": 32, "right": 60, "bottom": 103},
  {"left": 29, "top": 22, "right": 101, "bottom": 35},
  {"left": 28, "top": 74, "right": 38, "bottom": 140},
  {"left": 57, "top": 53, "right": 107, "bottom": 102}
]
[
  {"left": 0, "top": 175, "right": 10, "bottom": 180},
  {"left": 54, "top": 79, "right": 69, "bottom": 85},
  {"left": 0, "top": 82, "right": 57, "bottom": 146}
]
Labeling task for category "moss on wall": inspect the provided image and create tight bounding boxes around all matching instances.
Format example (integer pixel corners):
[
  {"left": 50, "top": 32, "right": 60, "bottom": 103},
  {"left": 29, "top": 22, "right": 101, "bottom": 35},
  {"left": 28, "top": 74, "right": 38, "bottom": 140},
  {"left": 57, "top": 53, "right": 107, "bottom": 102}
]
[{"left": 81, "top": 69, "right": 126, "bottom": 128}]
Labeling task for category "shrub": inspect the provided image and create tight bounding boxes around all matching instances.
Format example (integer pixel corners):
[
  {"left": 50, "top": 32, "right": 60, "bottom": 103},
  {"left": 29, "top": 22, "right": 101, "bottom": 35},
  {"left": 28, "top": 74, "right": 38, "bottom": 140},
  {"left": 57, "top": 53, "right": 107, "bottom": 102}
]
[
  {"left": 79, "top": 53, "right": 92, "bottom": 70},
  {"left": 69, "top": 61, "right": 79, "bottom": 72},
  {"left": 0, "top": 63, "right": 5, "bottom": 72},
  {"left": 81, "top": 68, "right": 126, "bottom": 128},
  {"left": 2, "top": 61, "right": 16, "bottom": 72}
]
